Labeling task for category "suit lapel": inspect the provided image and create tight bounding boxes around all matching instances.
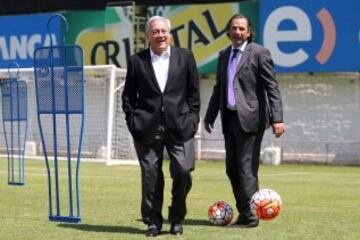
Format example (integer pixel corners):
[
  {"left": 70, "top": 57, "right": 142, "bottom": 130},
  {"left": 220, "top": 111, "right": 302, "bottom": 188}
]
[
  {"left": 236, "top": 43, "right": 251, "bottom": 74},
  {"left": 164, "top": 46, "right": 176, "bottom": 92},
  {"left": 222, "top": 46, "right": 231, "bottom": 81},
  {"left": 143, "top": 48, "right": 162, "bottom": 91},
  {"left": 221, "top": 47, "right": 232, "bottom": 94}
]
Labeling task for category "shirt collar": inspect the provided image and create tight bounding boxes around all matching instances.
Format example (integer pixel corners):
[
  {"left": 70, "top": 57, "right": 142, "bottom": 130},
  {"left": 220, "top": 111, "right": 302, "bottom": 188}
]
[
  {"left": 232, "top": 41, "right": 247, "bottom": 52},
  {"left": 150, "top": 46, "right": 171, "bottom": 58}
]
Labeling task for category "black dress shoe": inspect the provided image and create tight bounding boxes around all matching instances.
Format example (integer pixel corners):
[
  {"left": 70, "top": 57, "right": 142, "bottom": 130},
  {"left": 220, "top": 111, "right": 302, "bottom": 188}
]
[
  {"left": 170, "top": 223, "right": 183, "bottom": 236},
  {"left": 228, "top": 217, "right": 259, "bottom": 228},
  {"left": 145, "top": 224, "right": 161, "bottom": 237}
]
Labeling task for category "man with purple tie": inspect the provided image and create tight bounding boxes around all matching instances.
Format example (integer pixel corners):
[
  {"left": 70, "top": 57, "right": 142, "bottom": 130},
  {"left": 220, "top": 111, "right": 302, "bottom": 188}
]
[{"left": 204, "top": 14, "right": 285, "bottom": 228}]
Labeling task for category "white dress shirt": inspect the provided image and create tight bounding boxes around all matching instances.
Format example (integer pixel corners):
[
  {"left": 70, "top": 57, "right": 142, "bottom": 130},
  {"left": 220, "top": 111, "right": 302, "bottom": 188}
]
[
  {"left": 150, "top": 46, "right": 171, "bottom": 93},
  {"left": 229, "top": 41, "right": 248, "bottom": 66}
]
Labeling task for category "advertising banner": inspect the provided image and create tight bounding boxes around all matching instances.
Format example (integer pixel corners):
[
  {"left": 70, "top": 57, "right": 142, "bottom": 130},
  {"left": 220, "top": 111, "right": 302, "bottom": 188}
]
[
  {"left": 148, "top": 2, "right": 259, "bottom": 74},
  {"left": 260, "top": 0, "right": 360, "bottom": 72},
  {"left": 64, "top": 6, "right": 133, "bottom": 68},
  {"left": 0, "top": 6, "right": 133, "bottom": 69},
  {"left": 0, "top": 13, "right": 59, "bottom": 68}
]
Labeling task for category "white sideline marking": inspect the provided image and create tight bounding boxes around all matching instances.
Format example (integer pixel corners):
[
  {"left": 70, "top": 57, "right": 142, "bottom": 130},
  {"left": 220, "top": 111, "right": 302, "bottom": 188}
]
[
  {"left": 0, "top": 171, "right": 359, "bottom": 181},
  {"left": 262, "top": 172, "right": 310, "bottom": 177},
  {"left": 262, "top": 172, "right": 360, "bottom": 177},
  {"left": 0, "top": 170, "right": 139, "bottom": 180}
]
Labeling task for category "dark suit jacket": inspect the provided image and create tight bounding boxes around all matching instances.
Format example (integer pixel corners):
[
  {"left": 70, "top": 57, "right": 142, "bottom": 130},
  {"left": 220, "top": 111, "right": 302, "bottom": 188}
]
[
  {"left": 205, "top": 42, "right": 283, "bottom": 133},
  {"left": 122, "top": 46, "right": 200, "bottom": 144}
]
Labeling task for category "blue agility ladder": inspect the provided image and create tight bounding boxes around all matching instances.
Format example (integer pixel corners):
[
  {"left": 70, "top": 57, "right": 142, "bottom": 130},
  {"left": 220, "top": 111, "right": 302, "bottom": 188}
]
[
  {"left": 1, "top": 62, "right": 28, "bottom": 185},
  {"left": 33, "top": 14, "right": 84, "bottom": 223}
]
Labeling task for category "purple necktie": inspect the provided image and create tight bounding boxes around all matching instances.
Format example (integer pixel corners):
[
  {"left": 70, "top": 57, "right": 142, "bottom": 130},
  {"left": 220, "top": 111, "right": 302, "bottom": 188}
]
[{"left": 227, "top": 49, "right": 239, "bottom": 107}]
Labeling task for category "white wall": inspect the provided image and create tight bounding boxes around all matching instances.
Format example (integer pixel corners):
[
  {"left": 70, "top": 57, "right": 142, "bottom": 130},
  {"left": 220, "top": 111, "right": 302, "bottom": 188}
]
[{"left": 200, "top": 73, "right": 360, "bottom": 164}]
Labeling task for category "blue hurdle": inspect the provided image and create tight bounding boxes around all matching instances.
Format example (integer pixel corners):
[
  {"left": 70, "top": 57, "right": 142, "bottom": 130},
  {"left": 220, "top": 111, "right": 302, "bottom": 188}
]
[
  {"left": 1, "top": 62, "right": 28, "bottom": 186},
  {"left": 33, "top": 14, "right": 84, "bottom": 223}
]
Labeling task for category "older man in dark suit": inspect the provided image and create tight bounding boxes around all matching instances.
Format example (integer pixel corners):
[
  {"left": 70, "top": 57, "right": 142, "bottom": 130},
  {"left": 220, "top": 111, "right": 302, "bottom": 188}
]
[
  {"left": 122, "top": 16, "right": 200, "bottom": 237},
  {"left": 204, "top": 14, "right": 285, "bottom": 228}
]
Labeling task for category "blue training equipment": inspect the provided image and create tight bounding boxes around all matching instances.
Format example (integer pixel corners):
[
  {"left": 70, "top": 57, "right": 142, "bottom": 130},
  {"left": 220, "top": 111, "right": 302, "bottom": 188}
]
[
  {"left": 1, "top": 62, "right": 28, "bottom": 186},
  {"left": 33, "top": 14, "right": 84, "bottom": 223}
]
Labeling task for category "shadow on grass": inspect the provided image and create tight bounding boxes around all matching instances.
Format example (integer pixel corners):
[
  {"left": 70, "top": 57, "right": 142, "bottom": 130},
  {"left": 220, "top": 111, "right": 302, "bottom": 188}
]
[
  {"left": 57, "top": 224, "right": 144, "bottom": 235},
  {"left": 183, "top": 218, "right": 213, "bottom": 226},
  {"left": 136, "top": 218, "right": 212, "bottom": 226},
  {"left": 58, "top": 218, "right": 212, "bottom": 234}
]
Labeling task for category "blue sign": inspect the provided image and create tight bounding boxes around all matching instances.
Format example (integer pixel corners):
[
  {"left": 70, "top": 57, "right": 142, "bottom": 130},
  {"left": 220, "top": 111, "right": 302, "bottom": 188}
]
[
  {"left": 0, "top": 13, "right": 61, "bottom": 68},
  {"left": 260, "top": 0, "right": 360, "bottom": 72}
]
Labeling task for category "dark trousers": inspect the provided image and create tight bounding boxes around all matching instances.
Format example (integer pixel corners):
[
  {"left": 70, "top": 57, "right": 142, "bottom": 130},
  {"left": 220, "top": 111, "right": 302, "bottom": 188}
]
[
  {"left": 223, "top": 109, "right": 264, "bottom": 218},
  {"left": 133, "top": 115, "right": 195, "bottom": 226}
]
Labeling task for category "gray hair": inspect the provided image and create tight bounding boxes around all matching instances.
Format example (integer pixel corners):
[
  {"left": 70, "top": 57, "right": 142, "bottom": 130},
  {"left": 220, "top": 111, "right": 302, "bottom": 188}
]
[{"left": 145, "top": 16, "right": 171, "bottom": 33}]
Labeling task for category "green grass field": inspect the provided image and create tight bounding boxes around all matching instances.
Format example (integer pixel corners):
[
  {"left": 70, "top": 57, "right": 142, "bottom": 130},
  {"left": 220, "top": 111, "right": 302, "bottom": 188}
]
[{"left": 0, "top": 159, "right": 359, "bottom": 240}]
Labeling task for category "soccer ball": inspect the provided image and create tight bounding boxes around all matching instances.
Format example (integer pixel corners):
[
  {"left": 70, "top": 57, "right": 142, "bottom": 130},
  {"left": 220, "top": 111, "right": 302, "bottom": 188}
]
[
  {"left": 250, "top": 188, "right": 283, "bottom": 220},
  {"left": 208, "top": 201, "right": 234, "bottom": 226}
]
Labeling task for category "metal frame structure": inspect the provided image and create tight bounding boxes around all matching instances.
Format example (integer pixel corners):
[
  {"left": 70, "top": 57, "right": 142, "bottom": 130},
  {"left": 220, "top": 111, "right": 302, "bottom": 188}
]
[
  {"left": 1, "top": 63, "right": 28, "bottom": 185},
  {"left": 34, "top": 14, "right": 84, "bottom": 223}
]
